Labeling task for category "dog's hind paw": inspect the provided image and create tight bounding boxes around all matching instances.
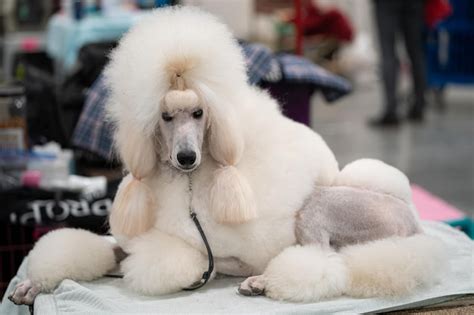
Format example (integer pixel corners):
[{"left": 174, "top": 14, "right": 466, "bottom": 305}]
[
  {"left": 8, "top": 279, "right": 41, "bottom": 305},
  {"left": 238, "top": 275, "right": 266, "bottom": 296}
]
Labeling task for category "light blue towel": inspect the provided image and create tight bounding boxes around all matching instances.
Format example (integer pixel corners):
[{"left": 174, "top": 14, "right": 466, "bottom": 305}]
[
  {"left": 2, "top": 221, "right": 473, "bottom": 314},
  {"left": 46, "top": 12, "right": 148, "bottom": 71}
]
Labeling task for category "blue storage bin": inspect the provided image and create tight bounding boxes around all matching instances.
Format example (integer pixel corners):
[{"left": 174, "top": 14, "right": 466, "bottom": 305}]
[
  {"left": 448, "top": 0, "right": 474, "bottom": 21},
  {"left": 426, "top": 0, "right": 474, "bottom": 87},
  {"left": 427, "top": 21, "right": 474, "bottom": 86}
]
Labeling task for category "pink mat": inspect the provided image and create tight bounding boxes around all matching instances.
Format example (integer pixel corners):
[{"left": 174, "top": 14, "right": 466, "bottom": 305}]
[{"left": 411, "top": 184, "right": 466, "bottom": 221}]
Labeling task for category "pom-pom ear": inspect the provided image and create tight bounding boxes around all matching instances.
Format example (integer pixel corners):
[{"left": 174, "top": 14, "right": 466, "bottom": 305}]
[
  {"left": 207, "top": 104, "right": 257, "bottom": 224},
  {"left": 109, "top": 122, "right": 157, "bottom": 238},
  {"left": 109, "top": 174, "right": 156, "bottom": 237},
  {"left": 116, "top": 122, "right": 157, "bottom": 174},
  {"left": 209, "top": 166, "right": 257, "bottom": 224}
]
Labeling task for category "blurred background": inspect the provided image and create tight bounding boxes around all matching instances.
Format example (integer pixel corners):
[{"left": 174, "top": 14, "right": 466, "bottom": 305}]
[{"left": 0, "top": 0, "right": 472, "bottom": 297}]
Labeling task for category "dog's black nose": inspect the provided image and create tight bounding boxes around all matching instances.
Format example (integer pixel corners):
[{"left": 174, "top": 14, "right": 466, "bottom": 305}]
[{"left": 177, "top": 151, "right": 196, "bottom": 167}]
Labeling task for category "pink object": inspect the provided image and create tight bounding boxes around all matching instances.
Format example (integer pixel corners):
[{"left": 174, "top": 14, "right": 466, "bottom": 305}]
[
  {"left": 21, "top": 170, "right": 42, "bottom": 188},
  {"left": 411, "top": 184, "right": 465, "bottom": 221},
  {"left": 20, "top": 38, "right": 41, "bottom": 52}
]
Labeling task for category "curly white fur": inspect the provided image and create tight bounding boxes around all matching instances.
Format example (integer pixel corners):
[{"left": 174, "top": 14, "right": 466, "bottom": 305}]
[
  {"left": 121, "top": 229, "right": 208, "bottom": 295},
  {"left": 106, "top": 6, "right": 260, "bottom": 227},
  {"left": 341, "top": 234, "right": 448, "bottom": 297},
  {"left": 17, "top": 7, "right": 447, "bottom": 304},
  {"left": 259, "top": 234, "right": 447, "bottom": 302},
  {"left": 336, "top": 159, "right": 420, "bottom": 221},
  {"left": 27, "top": 229, "right": 115, "bottom": 291},
  {"left": 263, "top": 245, "right": 348, "bottom": 302},
  {"left": 335, "top": 159, "right": 412, "bottom": 204}
]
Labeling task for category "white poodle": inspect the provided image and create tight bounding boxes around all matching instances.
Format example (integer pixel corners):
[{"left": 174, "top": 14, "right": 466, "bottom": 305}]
[{"left": 9, "top": 7, "right": 446, "bottom": 305}]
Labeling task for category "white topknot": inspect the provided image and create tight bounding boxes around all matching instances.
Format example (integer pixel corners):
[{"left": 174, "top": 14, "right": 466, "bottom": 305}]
[{"left": 105, "top": 6, "right": 248, "bottom": 137}]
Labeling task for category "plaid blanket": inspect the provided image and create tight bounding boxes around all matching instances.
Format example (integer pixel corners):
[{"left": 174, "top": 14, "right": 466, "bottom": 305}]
[{"left": 73, "top": 43, "right": 351, "bottom": 159}]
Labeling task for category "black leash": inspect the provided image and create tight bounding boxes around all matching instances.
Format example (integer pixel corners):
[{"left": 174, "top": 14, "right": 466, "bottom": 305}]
[
  {"left": 183, "top": 173, "right": 214, "bottom": 290},
  {"left": 106, "top": 173, "right": 214, "bottom": 291},
  {"left": 182, "top": 210, "right": 214, "bottom": 290}
]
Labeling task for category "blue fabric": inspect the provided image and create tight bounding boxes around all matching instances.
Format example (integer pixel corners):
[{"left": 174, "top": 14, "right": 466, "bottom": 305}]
[
  {"left": 241, "top": 43, "right": 282, "bottom": 84},
  {"left": 72, "top": 43, "right": 351, "bottom": 159},
  {"left": 276, "top": 54, "right": 352, "bottom": 102},
  {"left": 46, "top": 12, "right": 147, "bottom": 70},
  {"left": 73, "top": 77, "right": 114, "bottom": 159},
  {"left": 241, "top": 44, "right": 352, "bottom": 101}
]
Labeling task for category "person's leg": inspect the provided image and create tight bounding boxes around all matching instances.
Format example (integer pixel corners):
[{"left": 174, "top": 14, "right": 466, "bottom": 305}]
[
  {"left": 400, "top": 0, "right": 427, "bottom": 121},
  {"left": 371, "top": 0, "right": 401, "bottom": 125}
]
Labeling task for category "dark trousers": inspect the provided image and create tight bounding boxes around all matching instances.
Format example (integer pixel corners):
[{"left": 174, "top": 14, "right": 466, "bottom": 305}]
[{"left": 374, "top": 0, "right": 426, "bottom": 115}]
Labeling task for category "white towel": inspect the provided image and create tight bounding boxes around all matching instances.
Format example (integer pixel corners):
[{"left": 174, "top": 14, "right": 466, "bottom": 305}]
[{"left": 2, "top": 221, "right": 473, "bottom": 314}]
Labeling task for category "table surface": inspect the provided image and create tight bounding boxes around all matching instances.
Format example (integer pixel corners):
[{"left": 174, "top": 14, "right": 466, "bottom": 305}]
[{"left": 1, "top": 221, "right": 472, "bottom": 315}]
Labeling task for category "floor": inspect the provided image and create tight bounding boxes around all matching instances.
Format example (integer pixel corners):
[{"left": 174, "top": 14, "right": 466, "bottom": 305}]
[{"left": 310, "top": 84, "right": 474, "bottom": 217}]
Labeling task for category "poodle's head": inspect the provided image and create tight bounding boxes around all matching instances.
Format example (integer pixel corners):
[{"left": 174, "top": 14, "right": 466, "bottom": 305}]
[
  {"left": 107, "top": 7, "right": 258, "bottom": 238},
  {"left": 105, "top": 6, "right": 249, "bottom": 177},
  {"left": 155, "top": 82, "right": 244, "bottom": 174},
  {"left": 158, "top": 89, "right": 208, "bottom": 172}
]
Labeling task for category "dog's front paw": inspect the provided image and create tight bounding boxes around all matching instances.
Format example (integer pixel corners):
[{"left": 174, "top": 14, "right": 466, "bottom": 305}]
[
  {"left": 8, "top": 279, "right": 41, "bottom": 305},
  {"left": 122, "top": 230, "right": 208, "bottom": 295},
  {"left": 238, "top": 275, "right": 266, "bottom": 296}
]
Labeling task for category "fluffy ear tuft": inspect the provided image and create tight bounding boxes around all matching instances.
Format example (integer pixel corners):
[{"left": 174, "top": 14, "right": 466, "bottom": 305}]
[
  {"left": 208, "top": 106, "right": 243, "bottom": 165},
  {"left": 109, "top": 123, "right": 157, "bottom": 238},
  {"left": 206, "top": 104, "right": 257, "bottom": 224},
  {"left": 109, "top": 174, "right": 156, "bottom": 237},
  {"left": 209, "top": 166, "right": 257, "bottom": 224}
]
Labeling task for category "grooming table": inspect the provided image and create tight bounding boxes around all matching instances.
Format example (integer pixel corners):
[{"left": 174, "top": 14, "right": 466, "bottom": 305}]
[{"left": 1, "top": 221, "right": 473, "bottom": 314}]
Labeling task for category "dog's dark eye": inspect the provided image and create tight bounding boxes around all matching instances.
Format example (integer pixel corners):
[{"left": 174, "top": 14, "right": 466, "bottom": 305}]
[
  {"left": 162, "top": 112, "right": 173, "bottom": 122},
  {"left": 192, "top": 109, "right": 203, "bottom": 119}
]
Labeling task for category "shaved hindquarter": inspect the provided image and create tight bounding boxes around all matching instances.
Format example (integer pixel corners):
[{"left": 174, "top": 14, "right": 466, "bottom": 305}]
[{"left": 295, "top": 186, "right": 421, "bottom": 249}]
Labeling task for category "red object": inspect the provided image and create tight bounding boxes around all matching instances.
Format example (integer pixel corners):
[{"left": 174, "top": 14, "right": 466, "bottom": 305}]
[
  {"left": 20, "top": 37, "right": 41, "bottom": 52},
  {"left": 21, "top": 170, "right": 42, "bottom": 188},
  {"left": 425, "top": 0, "right": 453, "bottom": 29},
  {"left": 294, "top": 0, "right": 304, "bottom": 55},
  {"left": 295, "top": 0, "right": 354, "bottom": 42}
]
